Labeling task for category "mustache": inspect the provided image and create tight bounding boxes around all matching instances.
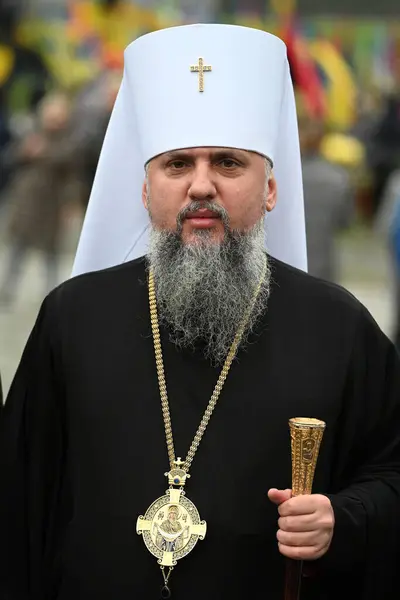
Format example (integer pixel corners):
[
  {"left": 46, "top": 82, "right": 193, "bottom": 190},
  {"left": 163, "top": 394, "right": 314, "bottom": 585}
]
[{"left": 176, "top": 200, "right": 230, "bottom": 233}]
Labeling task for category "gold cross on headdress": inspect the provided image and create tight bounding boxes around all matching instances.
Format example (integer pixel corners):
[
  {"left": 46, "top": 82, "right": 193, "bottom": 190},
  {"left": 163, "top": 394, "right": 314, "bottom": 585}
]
[{"left": 190, "top": 57, "right": 212, "bottom": 92}]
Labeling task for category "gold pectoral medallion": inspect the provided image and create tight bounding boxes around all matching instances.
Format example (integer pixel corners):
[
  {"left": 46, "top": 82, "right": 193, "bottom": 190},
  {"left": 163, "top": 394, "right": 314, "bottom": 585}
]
[
  {"left": 137, "top": 462, "right": 206, "bottom": 598},
  {"left": 136, "top": 491, "right": 205, "bottom": 599},
  {"left": 137, "top": 488, "right": 207, "bottom": 565}
]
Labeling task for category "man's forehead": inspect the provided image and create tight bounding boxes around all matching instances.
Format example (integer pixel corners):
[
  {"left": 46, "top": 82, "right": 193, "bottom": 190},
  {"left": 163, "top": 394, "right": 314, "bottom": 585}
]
[{"left": 158, "top": 147, "right": 259, "bottom": 160}]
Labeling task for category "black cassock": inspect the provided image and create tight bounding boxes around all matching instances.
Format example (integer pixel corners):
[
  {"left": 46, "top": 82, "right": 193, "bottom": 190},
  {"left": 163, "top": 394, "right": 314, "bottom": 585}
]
[{"left": 1, "top": 256, "right": 400, "bottom": 600}]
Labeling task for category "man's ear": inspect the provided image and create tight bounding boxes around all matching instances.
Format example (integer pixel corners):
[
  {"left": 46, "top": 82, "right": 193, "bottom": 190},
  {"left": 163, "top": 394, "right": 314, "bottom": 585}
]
[
  {"left": 142, "top": 179, "right": 149, "bottom": 210},
  {"left": 266, "top": 175, "right": 277, "bottom": 213}
]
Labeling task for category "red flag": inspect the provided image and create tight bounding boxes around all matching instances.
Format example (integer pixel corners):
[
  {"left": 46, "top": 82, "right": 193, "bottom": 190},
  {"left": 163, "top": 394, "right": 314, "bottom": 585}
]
[{"left": 282, "top": 18, "right": 326, "bottom": 120}]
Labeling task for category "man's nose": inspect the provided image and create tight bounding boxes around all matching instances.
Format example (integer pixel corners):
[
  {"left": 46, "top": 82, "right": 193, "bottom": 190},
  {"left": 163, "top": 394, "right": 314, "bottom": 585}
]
[{"left": 188, "top": 164, "right": 217, "bottom": 200}]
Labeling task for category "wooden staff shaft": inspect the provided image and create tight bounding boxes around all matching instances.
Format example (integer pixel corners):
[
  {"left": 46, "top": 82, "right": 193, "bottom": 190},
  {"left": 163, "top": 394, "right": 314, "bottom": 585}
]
[
  {"left": 283, "top": 559, "right": 302, "bottom": 600},
  {"left": 283, "top": 418, "right": 326, "bottom": 600}
]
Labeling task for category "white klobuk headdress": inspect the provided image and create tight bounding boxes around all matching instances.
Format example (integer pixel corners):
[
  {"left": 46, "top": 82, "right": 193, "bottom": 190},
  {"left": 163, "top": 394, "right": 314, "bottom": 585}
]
[{"left": 72, "top": 24, "right": 307, "bottom": 276}]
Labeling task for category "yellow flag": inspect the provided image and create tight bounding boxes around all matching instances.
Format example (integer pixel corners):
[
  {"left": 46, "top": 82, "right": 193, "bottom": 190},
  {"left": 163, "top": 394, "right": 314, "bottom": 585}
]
[
  {"left": 270, "top": 0, "right": 297, "bottom": 17},
  {"left": 309, "top": 40, "right": 357, "bottom": 130},
  {"left": 0, "top": 45, "right": 15, "bottom": 86}
]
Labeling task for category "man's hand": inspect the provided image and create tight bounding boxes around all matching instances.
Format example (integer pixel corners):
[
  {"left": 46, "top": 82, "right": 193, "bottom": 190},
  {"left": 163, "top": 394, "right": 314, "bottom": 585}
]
[{"left": 268, "top": 488, "right": 335, "bottom": 560}]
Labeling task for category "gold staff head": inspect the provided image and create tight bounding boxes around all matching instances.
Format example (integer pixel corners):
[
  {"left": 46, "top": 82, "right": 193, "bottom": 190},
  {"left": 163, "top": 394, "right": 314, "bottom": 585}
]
[{"left": 289, "top": 417, "right": 326, "bottom": 496}]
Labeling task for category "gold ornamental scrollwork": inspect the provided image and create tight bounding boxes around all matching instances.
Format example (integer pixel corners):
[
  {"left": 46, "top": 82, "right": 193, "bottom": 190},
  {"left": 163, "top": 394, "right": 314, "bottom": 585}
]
[{"left": 289, "top": 418, "right": 326, "bottom": 496}]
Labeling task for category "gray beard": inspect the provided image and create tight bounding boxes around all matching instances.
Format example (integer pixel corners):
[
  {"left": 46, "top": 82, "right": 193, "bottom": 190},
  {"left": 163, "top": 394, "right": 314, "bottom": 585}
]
[{"left": 146, "top": 208, "right": 271, "bottom": 366}]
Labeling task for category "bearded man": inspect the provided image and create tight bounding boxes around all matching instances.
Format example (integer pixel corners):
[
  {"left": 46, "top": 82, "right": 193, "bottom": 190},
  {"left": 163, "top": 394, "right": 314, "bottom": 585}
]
[{"left": 1, "top": 24, "right": 400, "bottom": 600}]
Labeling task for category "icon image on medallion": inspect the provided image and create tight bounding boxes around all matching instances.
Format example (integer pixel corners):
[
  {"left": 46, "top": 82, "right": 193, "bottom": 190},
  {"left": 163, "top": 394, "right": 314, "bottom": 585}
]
[{"left": 152, "top": 505, "right": 191, "bottom": 552}]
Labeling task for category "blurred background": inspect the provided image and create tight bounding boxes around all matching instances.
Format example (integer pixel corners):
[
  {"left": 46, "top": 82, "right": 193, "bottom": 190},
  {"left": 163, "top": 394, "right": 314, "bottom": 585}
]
[{"left": 1, "top": 0, "right": 400, "bottom": 395}]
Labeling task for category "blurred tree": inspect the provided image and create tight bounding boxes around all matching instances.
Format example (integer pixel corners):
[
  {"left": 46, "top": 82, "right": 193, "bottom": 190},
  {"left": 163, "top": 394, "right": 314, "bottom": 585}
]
[
  {"left": 0, "top": 0, "right": 52, "bottom": 113},
  {"left": 98, "top": 0, "right": 120, "bottom": 9},
  {"left": 298, "top": 0, "right": 399, "bottom": 16},
  {"left": 0, "top": 0, "right": 52, "bottom": 194}
]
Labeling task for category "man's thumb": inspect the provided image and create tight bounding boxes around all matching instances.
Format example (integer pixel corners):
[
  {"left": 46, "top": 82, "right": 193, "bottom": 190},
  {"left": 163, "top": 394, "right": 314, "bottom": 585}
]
[{"left": 268, "top": 488, "right": 292, "bottom": 505}]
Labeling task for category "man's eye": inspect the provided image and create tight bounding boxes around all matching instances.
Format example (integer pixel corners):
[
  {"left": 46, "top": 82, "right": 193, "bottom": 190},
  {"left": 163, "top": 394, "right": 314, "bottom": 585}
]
[
  {"left": 169, "top": 161, "right": 187, "bottom": 170},
  {"left": 219, "top": 159, "right": 239, "bottom": 169}
]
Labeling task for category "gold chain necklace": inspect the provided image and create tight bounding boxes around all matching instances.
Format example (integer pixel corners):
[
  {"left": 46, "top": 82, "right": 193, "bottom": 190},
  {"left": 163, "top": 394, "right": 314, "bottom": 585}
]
[{"left": 136, "top": 257, "right": 267, "bottom": 599}]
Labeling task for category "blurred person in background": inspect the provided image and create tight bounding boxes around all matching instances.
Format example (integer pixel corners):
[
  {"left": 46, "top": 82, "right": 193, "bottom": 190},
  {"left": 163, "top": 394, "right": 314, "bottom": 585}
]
[
  {"left": 70, "top": 69, "right": 121, "bottom": 211},
  {"left": 0, "top": 91, "right": 76, "bottom": 306},
  {"left": 351, "top": 88, "right": 382, "bottom": 149},
  {"left": 375, "top": 168, "right": 400, "bottom": 351},
  {"left": 299, "top": 107, "right": 354, "bottom": 283},
  {"left": 0, "top": 91, "right": 12, "bottom": 202},
  {"left": 368, "top": 53, "right": 400, "bottom": 217}
]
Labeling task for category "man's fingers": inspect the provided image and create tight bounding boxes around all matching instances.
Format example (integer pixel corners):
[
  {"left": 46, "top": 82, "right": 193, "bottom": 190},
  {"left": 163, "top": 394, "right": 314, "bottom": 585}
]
[
  {"left": 277, "top": 529, "right": 328, "bottom": 548},
  {"left": 278, "top": 495, "right": 320, "bottom": 517},
  {"left": 268, "top": 488, "right": 292, "bottom": 506},
  {"left": 278, "top": 514, "right": 317, "bottom": 532},
  {"left": 278, "top": 542, "right": 331, "bottom": 561}
]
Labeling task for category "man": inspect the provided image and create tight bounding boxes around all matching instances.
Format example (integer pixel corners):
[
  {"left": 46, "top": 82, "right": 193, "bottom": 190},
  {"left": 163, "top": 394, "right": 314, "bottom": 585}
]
[
  {"left": 368, "top": 52, "right": 400, "bottom": 216},
  {"left": 376, "top": 169, "right": 400, "bottom": 350},
  {"left": 0, "top": 91, "right": 76, "bottom": 305},
  {"left": 299, "top": 110, "right": 354, "bottom": 282},
  {"left": 1, "top": 24, "right": 399, "bottom": 600}
]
